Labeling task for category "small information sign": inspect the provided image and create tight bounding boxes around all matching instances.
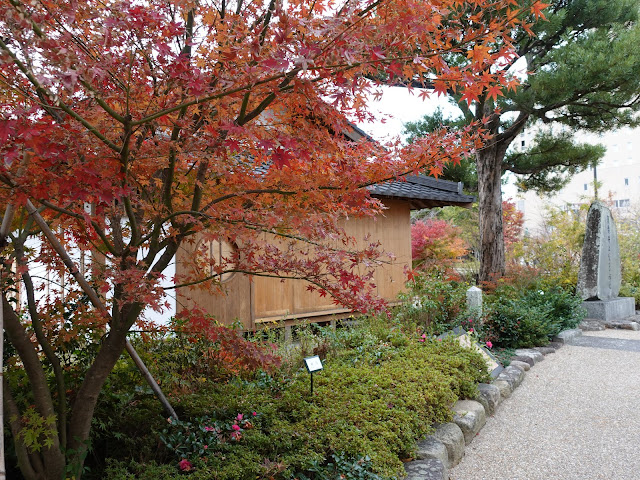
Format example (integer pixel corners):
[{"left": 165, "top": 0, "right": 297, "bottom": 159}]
[{"left": 304, "top": 355, "right": 323, "bottom": 373}]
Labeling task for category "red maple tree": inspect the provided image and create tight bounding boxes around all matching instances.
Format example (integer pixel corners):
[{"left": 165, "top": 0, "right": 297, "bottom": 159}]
[
  {"left": 0, "top": 0, "right": 543, "bottom": 477},
  {"left": 411, "top": 218, "right": 469, "bottom": 271}
]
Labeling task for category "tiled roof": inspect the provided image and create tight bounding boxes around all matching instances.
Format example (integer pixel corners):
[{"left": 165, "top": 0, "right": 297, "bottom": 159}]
[{"left": 368, "top": 175, "right": 474, "bottom": 209}]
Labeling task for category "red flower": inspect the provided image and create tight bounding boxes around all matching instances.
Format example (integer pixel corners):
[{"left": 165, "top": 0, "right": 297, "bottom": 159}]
[{"left": 179, "top": 459, "right": 193, "bottom": 472}]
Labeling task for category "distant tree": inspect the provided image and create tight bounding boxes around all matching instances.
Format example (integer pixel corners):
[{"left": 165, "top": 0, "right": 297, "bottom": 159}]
[
  {"left": 405, "top": 0, "right": 640, "bottom": 282},
  {"left": 502, "top": 200, "right": 524, "bottom": 253},
  {"left": 404, "top": 108, "right": 478, "bottom": 191},
  {"left": 411, "top": 218, "right": 468, "bottom": 272}
]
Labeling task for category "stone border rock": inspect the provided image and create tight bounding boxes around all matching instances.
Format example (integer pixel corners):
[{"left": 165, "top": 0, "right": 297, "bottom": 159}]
[{"left": 402, "top": 331, "right": 572, "bottom": 480}]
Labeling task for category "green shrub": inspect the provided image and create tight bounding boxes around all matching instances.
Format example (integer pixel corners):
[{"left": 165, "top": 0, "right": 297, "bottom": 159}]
[
  {"left": 525, "top": 286, "right": 585, "bottom": 336},
  {"left": 396, "top": 269, "right": 469, "bottom": 335},
  {"left": 620, "top": 283, "right": 640, "bottom": 309},
  {"left": 483, "top": 296, "right": 553, "bottom": 348},
  {"left": 482, "top": 278, "right": 586, "bottom": 349}
]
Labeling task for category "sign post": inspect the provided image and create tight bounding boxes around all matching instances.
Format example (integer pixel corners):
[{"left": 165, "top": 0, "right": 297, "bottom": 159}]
[{"left": 303, "top": 355, "right": 323, "bottom": 395}]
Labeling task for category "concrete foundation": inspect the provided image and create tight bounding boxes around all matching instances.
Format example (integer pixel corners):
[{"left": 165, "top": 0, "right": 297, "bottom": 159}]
[{"left": 582, "top": 297, "right": 635, "bottom": 320}]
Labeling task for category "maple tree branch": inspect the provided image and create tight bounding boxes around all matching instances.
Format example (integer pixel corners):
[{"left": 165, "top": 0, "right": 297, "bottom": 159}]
[
  {"left": 148, "top": 238, "right": 182, "bottom": 277},
  {"left": 319, "top": 0, "right": 383, "bottom": 61},
  {"left": 237, "top": 92, "right": 251, "bottom": 124},
  {"left": 119, "top": 121, "right": 144, "bottom": 247},
  {"left": 130, "top": 33, "right": 488, "bottom": 132},
  {"left": 131, "top": 68, "right": 302, "bottom": 127},
  {"left": 36, "top": 200, "right": 117, "bottom": 256},
  {"left": 161, "top": 9, "right": 196, "bottom": 219},
  {"left": 79, "top": 77, "right": 127, "bottom": 124},
  {"left": 204, "top": 187, "right": 297, "bottom": 207},
  {"left": 13, "top": 246, "right": 67, "bottom": 449},
  {"left": 259, "top": 0, "right": 277, "bottom": 46},
  {"left": 0, "top": 37, "right": 63, "bottom": 123},
  {"left": 122, "top": 194, "right": 142, "bottom": 249},
  {"left": 167, "top": 269, "right": 331, "bottom": 292},
  {"left": 0, "top": 38, "right": 121, "bottom": 152},
  {"left": 35, "top": 0, "right": 132, "bottom": 97}
]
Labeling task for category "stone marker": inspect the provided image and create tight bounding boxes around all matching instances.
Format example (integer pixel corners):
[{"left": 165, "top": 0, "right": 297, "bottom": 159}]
[
  {"left": 577, "top": 201, "right": 635, "bottom": 320},
  {"left": 466, "top": 286, "right": 482, "bottom": 314}
]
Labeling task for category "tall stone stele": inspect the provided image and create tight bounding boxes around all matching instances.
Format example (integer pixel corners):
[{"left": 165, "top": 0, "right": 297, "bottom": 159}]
[{"left": 576, "top": 201, "right": 635, "bottom": 320}]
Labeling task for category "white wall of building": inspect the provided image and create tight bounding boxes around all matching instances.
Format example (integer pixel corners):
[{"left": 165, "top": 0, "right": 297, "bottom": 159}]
[{"left": 503, "top": 126, "right": 640, "bottom": 234}]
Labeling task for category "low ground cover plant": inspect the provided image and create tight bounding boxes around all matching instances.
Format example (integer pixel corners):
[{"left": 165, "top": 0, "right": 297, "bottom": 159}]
[{"left": 73, "top": 316, "right": 491, "bottom": 480}]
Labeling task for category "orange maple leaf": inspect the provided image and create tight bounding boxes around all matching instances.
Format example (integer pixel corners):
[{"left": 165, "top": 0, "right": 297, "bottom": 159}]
[
  {"left": 531, "top": 1, "right": 550, "bottom": 20},
  {"left": 486, "top": 84, "right": 505, "bottom": 102}
]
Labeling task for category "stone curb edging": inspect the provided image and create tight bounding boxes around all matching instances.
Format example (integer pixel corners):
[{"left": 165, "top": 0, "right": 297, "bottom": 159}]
[{"left": 402, "top": 331, "right": 573, "bottom": 480}]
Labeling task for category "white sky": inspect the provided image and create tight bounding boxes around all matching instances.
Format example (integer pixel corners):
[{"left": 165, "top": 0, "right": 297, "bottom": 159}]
[{"left": 354, "top": 85, "right": 458, "bottom": 142}]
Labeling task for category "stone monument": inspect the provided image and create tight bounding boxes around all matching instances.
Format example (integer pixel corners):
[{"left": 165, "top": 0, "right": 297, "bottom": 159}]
[{"left": 576, "top": 201, "right": 635, "bottom": 320}]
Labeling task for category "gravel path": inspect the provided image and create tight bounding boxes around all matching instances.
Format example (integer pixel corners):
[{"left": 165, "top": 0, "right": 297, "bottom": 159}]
[{"left": 449, "top": 329, "right": 640, "bottom": 480}]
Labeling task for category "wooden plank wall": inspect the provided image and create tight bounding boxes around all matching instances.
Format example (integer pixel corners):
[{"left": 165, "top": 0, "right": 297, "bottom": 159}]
[
  {"left": 175, "top": 199, "right": 411, "bottom": 329},
  {"left": 175, "top": 240, "right": 254, "bottom": 329}
]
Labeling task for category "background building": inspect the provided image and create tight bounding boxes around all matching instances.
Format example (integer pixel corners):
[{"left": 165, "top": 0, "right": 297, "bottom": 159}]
[{"left": 504, "top": 126, "right": 640, "bottom": 233}]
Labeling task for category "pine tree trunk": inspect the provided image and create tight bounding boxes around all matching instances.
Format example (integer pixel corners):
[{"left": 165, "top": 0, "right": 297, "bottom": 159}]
[{"left": 476, "top": 144, "right": 506, "bottom": 283}]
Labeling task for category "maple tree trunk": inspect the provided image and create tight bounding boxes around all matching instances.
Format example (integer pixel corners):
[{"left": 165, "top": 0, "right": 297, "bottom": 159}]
[
  {"left": 3, "top": 295, "right": 145, "bottom": 480},
  {"left": 476, "top": 144, "right": 507, "bottom": 284},
  {"left": 3, "top": 299, "right": 66, "bottom": 480},
  {"left": 0, "top": 275, "right": 4, "bottom": 480},
  {"left": 66, "top": 323, "right": 132, "bottom": 477}
]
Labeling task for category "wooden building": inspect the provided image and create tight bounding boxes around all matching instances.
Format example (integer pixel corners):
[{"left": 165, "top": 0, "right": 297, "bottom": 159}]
[{"left": 175, "top": 175, "right": 473, "bottom": 330}]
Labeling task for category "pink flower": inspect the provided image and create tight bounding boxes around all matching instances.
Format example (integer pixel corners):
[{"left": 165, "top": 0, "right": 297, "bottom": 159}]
[
  {"left": 468, "top": 319, "right": 473, "bottom": 323},
  {"left": 468, "top": 328, "right": 474, "bottom": 333},
  {"left": 486, "top": 341, "right": 493, "bottom": 349},
  {"left": 236, "top": 413, "right": 244, "bottom": 422},
  {"left": 204, "top": 426, "right": 214, "bottom": 432},
  {"left": 204, "top": 445, "right": 208, "bottom": 449},
  {"left": 179, "top": 459, "right": 193, "bottom": 472},
  {"left": 252, "top": 412, "right": 257, "bottom": 416},
  {"left": 232, "top": 424, "right": 241, "bottom": 431}
]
